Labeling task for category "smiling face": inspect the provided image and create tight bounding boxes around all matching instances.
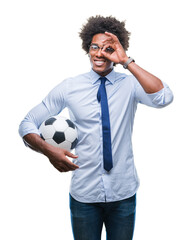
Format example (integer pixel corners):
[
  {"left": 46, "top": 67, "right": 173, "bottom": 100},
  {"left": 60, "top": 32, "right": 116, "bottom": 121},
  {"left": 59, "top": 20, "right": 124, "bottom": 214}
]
[{"left": 89, "top": 33, "right": 114, "bottom": 76}]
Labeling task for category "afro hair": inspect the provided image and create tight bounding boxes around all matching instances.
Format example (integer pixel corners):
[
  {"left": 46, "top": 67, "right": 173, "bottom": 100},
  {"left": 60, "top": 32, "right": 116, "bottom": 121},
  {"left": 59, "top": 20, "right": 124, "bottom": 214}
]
[{"left": 79, "top": 15, "right": 131, "bottom": 54}]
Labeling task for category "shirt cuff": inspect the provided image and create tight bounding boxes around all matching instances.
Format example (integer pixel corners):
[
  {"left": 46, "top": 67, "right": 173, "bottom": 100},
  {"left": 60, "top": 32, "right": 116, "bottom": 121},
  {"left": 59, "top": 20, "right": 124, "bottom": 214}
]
[{"left": 146, "top": 82, "right": 174, "bottom": 107}]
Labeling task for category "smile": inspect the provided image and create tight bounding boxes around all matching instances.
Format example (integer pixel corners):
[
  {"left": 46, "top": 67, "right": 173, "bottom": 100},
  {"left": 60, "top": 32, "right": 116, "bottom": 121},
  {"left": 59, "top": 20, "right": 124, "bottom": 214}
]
[{"left": 94, "top": 60, "right": 106, "bottom": 66}]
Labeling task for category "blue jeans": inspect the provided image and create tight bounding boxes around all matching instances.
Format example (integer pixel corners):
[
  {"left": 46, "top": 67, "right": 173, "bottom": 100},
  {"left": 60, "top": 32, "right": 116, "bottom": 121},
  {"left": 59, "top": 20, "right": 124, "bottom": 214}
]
[{"left": 69, "top": 194, "right": 136, "bottom": 240}]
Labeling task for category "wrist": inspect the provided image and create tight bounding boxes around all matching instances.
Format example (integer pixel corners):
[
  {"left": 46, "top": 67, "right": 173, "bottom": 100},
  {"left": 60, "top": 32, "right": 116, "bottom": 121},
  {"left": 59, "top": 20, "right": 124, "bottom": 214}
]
[
  {"left": 122, "top": 57, "right": 135, "bottom": 69},
  {"left": 41, "top": 141, "right": 57, "bottom": 157},
  {"left": 120, "top": 56, "right": 129, "bottom": 66}
]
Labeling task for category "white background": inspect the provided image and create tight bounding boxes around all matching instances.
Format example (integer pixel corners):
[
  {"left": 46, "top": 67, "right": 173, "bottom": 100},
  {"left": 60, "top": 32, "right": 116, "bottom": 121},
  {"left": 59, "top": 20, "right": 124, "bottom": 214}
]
[{"left": 0, "top": 0, "right": 192, "bottom": 239}]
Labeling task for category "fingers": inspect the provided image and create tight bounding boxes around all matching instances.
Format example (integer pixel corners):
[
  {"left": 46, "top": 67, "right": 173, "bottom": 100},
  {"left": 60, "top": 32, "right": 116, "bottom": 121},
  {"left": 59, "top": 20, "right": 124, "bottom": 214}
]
[
  {"left": 50, "top": 157, "right": 79, "bottom": 172},
  {"left": 102, "top": 43, "right": 113, "bottom": 53},
  {"left": 101, "top": 48, "right": 112, "bottom": 59},
  {"left": 102, "top": 32, "right": 119, "bottom": 43},
  {"left": 101, "top": 32, "right": 121, "bottom": 54},
  {"left": 62, "top": 154, "right": 79, "bottom": 171},
  {"left": 101, "top": 32, "right": 127, "bottom": 64},
  {"left": 64, "top": 150, "right": 78, "bottom": 159},
  {"left": 49, "top": 149, "right": 79, "bottom": 173},
  {"left": 105, "top": 31, "right": 117, "bottom": 38},
  {"left": 102, "top": 37, "right": 113, "bottom": 47}
]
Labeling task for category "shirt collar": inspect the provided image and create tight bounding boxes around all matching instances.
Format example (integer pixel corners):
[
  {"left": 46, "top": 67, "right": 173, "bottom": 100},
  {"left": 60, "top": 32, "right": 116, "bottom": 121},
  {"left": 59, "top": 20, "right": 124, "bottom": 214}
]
[{"left": 90, "top": 68, "right": 116, "bottom": 85}]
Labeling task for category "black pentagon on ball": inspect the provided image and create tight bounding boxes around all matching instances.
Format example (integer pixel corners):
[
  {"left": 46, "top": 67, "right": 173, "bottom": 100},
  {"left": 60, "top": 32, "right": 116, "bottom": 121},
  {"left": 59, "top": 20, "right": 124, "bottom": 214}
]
[
  {"left": 53, "top": 131, "right": 65, "bottom": 144},
  {"left": 71, "top": 138, "right": 78, "bottom": 149},
  {"left": 45, "top": 117, "right": 57, "bottom": 126},
  {"left": 66, "top": 119, "right": 76, "bottom": 129}
]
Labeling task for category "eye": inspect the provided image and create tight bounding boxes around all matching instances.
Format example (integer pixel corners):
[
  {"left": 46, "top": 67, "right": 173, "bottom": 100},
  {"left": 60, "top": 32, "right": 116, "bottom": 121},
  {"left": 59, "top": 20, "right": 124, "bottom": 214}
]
[
  {"left": 105, "top": 47, "right": 114, "bottom": 53},
  {"left": 90, "top": 44, "right": 99, "bottom": 50}
]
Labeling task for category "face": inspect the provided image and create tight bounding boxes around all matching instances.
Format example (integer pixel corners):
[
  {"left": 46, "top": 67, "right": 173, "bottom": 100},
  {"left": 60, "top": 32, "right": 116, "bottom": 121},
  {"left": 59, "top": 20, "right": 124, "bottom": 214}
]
[{"left": 89, "top": 33, "right": 114, "bottom": 76}]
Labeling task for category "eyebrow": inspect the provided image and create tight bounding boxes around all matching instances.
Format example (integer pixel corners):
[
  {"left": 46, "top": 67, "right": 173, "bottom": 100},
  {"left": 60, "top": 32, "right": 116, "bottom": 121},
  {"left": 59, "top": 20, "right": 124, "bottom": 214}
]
[
  {"left": 90, "top": 43, "right": 99, "bottom": 46},
  {"left": 90, "top": 43, "right": 105, "bottom": 48}
]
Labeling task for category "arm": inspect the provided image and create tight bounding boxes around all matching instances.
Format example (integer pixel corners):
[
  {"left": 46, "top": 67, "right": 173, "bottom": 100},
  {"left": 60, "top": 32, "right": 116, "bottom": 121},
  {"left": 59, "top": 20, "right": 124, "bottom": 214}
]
[
  {"left": 126, "top": 61, "right": 164, "bottom": 93},
  {"left": 101, "top": 32, "right": 164, "bottom": 93},
  {"left": 24, "top": 133, "right": 79, "bottom": 172},
  {"left": 19, "top": 80, "right": 79, "bottom": 172}
]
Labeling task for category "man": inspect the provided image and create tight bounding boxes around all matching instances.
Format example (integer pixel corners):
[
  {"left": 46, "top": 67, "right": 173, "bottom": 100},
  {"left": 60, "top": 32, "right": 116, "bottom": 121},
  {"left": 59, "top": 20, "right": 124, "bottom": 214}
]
[{"left": 19, "top": 16, "right": 173, "bottom": 240}]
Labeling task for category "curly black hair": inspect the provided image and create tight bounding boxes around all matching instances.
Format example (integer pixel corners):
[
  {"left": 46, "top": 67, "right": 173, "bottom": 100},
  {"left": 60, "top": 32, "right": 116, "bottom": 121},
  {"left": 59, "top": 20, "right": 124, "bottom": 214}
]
[{"left": 79, "top": 15, "right": 131, "bottom": 54}]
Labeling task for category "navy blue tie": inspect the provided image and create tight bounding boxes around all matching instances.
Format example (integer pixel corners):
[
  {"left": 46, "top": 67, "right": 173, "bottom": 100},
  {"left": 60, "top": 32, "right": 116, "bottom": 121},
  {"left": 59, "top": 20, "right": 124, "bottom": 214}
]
[{"left": 97, "top": 77, "right": 113, "bottom": 172}]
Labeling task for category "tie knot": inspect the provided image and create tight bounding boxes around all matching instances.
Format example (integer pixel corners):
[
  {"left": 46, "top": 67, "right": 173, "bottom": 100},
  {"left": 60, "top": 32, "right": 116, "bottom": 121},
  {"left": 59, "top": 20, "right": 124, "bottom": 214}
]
[
  {"left": 97, "top": 77, "right": 107, "bottom": 102},
  {"left": 99, "top": 77, "right": 107, "bottom": 83}
]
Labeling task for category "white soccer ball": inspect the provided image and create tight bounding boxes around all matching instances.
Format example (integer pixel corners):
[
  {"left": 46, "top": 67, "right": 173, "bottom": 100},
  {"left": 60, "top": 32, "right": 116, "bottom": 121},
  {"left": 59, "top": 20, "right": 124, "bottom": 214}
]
[{"left": 39, "top": 116, "right": 78, "bottom": 151}]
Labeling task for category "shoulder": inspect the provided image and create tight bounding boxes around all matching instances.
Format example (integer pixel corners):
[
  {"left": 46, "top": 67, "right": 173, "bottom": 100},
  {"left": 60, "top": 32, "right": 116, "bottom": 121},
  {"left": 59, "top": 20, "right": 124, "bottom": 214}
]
[
  {"left": 51, "top": 72, "right": 90, "bottom": 91},
  {"left": 66, "top": 72, "right": 91, "bottom": 84},
  {"left": 114, "top": 71, "right": 137, "bottom": 86}
]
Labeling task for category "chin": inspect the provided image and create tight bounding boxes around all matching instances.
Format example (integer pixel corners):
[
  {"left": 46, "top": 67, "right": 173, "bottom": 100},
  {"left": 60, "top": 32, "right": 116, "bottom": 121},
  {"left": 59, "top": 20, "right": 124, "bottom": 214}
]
[{"left": 93, "top": 67, "right": 113, "bottom": 76}]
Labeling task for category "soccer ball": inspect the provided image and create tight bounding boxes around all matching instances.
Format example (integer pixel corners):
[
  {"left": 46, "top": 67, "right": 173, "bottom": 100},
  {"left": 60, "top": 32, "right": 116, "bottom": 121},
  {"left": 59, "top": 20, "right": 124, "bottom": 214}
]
[{"left": 39, "top": 116, "right": 78, "bottom": 151}]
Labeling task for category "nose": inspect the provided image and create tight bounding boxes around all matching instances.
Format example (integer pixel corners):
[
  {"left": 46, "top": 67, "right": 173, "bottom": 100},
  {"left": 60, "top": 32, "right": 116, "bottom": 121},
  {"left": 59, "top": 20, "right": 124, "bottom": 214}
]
[{"left": 96, "top": 48, "right": 104, "bottom": 58}]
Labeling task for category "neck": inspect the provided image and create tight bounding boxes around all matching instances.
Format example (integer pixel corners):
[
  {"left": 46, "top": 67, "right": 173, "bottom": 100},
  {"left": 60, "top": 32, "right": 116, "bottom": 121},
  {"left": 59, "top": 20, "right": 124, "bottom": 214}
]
[{"left": 92, "top": 68, "right": 113, "bottom": 77}]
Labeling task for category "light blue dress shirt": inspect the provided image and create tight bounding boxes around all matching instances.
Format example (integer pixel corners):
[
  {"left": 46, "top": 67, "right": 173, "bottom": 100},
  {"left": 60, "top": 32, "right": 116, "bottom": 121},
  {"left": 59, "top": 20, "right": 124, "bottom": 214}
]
[{"left": 19, "top": 69, "right": 173, "bottom": 203}]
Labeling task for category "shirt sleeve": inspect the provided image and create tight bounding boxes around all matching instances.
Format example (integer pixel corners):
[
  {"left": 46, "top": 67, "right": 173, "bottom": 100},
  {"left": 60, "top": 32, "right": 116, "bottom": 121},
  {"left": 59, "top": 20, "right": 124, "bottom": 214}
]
[
  {"left": 134, "top": 77, "right": 174, "bottom": 108},
  {"left": 18, "top": 79, "right": 68, "bottom": 138}
]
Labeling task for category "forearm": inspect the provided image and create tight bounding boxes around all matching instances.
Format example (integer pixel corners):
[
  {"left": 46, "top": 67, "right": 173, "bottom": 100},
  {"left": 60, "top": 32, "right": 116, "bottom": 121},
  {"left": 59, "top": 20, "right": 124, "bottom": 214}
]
[
  {"left": 126, "top": 60, "right": 164, "bottom": 94},
  {"left": 23, "top": 133, "right": 54, "bottom": 156},
  {"left": 23, "top": 133, "right": 79, "bottom": 172}
]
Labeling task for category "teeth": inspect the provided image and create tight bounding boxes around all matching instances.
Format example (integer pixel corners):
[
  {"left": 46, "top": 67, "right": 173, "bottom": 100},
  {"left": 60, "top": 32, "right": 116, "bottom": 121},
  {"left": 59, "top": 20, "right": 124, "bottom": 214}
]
[{"left": 95, "top": 61, "right": 105, "bottom": 66}]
